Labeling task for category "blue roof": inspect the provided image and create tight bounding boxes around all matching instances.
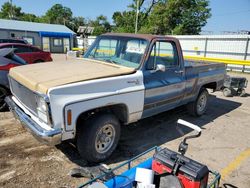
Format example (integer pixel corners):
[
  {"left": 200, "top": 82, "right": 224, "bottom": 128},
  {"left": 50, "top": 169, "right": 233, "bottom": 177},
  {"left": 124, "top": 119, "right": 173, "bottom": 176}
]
[{"left": 0, "top": 19, "right": 75, "bottom": 34}]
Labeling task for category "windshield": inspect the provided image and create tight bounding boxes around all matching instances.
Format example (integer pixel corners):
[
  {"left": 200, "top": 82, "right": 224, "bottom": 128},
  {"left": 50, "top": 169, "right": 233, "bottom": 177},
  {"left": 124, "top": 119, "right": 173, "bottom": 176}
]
[{"left": 84, "top": 36, "right": 149, "bottom": 69}]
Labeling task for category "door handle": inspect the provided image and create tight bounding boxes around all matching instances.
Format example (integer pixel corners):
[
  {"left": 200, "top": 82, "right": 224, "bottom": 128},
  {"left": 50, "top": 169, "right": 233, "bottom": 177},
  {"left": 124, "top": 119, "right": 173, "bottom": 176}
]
[{"left": 175, "top": 70, "right": 184, "bottom": 74}]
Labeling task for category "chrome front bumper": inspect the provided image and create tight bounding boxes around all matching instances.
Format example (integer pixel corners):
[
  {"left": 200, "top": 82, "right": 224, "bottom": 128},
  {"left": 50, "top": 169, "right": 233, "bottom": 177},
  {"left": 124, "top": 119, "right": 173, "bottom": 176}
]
[{"left": 5, "top": 96, "right": 62, "bottom": 145}]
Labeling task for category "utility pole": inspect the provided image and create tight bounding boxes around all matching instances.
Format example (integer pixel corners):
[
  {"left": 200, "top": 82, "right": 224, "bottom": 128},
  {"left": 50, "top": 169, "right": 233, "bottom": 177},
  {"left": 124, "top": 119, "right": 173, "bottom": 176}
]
[
  {"left": 9, "top": 0, "right": 13, "bottom": 19},
  {"left": 135, "top": 0, "right": 139, "bottom": 34}
]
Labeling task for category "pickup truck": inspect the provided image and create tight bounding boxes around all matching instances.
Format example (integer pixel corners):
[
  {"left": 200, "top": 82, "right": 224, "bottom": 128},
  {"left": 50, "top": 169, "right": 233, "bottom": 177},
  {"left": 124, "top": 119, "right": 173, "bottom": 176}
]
[{"left": 5, "top": 33, "right": 226, "bottom": 163}]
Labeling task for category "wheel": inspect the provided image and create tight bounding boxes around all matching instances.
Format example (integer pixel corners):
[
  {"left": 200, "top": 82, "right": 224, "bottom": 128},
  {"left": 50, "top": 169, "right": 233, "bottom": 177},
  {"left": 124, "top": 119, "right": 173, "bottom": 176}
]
[
  {"left": 187, "top": 88, "right": 209, "bottom": 117},
  {"left": 0, "top": 87, "right": 8, "bottom": 111},
  {"left": 223, "top": 88, "right": 233, "bottom": 97},
  {"left": 77, "top": 113, "right": 121, "bottom": 163},
  {"left": 239, "top": 89, "right": 246, "bottom": 97}
]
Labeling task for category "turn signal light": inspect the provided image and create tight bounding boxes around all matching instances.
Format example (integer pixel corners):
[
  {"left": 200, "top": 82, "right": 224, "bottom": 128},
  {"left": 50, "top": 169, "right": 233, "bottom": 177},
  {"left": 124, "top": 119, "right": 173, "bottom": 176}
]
[{"left": 67, "top": 110, "right": 72, "bottom": 126}]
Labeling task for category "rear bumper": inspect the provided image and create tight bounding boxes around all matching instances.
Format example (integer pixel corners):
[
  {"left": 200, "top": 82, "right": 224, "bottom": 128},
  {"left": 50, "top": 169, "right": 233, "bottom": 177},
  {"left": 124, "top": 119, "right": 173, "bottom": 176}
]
[{"left": 5, "top": 96, "right": 62, "bottom": 145}]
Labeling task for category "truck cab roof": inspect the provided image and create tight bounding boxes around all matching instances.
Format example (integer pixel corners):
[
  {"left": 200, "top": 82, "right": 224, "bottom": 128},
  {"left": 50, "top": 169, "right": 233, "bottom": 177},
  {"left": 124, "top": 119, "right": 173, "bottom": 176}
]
[{"left": 101, "top": 33, "right": 179, "bottom": 42}]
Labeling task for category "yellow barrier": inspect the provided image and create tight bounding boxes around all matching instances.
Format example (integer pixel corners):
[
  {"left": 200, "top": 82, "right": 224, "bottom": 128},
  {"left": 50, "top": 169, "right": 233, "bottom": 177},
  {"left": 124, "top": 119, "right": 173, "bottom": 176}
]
[
  {"left": 70, "top": 48, "right": 250, "bottom": 66},
  {"left": 184, "top": 55, "right": 250, "bottom": 66},
  {"left": 72, "top": 47, "right": 87, "bottom": 51}
]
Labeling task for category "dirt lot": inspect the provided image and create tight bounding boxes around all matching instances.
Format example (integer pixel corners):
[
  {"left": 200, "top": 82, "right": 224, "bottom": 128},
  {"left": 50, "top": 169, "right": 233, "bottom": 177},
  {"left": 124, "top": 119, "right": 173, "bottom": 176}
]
[{"left": 1, "top": 70, "right": 250, "bottom": 188}]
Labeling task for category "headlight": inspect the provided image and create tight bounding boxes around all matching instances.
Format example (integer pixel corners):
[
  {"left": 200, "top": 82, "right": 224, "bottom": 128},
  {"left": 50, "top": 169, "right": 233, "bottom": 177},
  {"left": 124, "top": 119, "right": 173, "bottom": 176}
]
[
  {"left": 36, "top": 95, "right": 50, "bottom": 124},
  {"left": 37, "top": 96, "right": 47, "bottom": 112}
]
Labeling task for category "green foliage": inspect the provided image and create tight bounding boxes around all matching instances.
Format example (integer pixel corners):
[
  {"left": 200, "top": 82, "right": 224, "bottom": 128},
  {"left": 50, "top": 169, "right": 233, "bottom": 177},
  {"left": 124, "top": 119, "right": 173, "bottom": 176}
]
[
  {"left": 113, "top": 0, "right": 211, "bottom": 35},
  {"left": 0, "top": 2, "right": 23, "bottom": 19},
  {"left": 45, "top": 4, "right": 72, "bottom": 25},
  {"left": 21, "top": 13, "right": 39, "bottom": 22},
  {"left": 0, "top": 1, "right": 111, "bottom": 35},
  {"left": 112, "top": 0, "right": 161, "bottom": 33},
  {"left": 112, "top": 11, "right": 136, "bottom": 33},
  {"left": 70, "top": 16, "right": 86, "bottom": 33},
  {"left": 89, "top": 15, "right": 111, "bottom": 36},
  {"left": 0, "top": 0, "right": 211, "bottom": 35},
  {"left": 146, "top": 0, "right": 211, "bottom": 35}
]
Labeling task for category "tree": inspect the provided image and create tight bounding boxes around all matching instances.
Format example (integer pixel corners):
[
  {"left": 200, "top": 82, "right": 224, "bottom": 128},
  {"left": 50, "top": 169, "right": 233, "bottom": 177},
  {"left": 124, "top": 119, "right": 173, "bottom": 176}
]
[
  {"left": 145, "top": 0, "right": 211, "bottom": 35},
  {"left": 112, "top": 11, "right": 136, "bottom": 33},
  {"left": 0, "top": 2, "right": 23, "bottom": 19},
  {"left": 113, "top": 0, "right": 211, "bottom": 35},
  {"left": 89, "top": 15, "right": 111, "bottom": 36},
  {"left": 112, "top": 0, "right": 161, "bottom": 33},
  {"left": 0, "top": 2, "right": 42, "bottom": 22},
  {"left": 21, "top": 13, "right": 39, "bottom": 22},
  {"left": 45, "top": 4, "right": 73, "bottom": 25},
  {"left": 70, "top": 16, "right": 86, "bottom": 33}
]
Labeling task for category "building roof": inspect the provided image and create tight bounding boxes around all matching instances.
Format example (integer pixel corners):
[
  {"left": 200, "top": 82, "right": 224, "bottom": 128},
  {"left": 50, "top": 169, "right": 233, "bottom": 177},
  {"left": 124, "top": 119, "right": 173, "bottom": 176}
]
[{"left": 0, "top": 19, "right": 75, "bottom": 34}]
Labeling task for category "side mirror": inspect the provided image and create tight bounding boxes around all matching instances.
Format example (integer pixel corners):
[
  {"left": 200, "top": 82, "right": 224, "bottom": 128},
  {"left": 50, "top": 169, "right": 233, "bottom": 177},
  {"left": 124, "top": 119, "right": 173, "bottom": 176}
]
[
  {"left": 150, "top": 64, "right": 166, "bottom": 73},
  {"left": 156, "top": 64, "right": 166, "bottom": 72}
]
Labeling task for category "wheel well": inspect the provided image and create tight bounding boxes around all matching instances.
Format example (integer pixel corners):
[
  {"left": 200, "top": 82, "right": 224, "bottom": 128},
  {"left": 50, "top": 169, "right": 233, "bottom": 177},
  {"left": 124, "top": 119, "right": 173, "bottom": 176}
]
[
  {"left": 202, "top": 82, "right": 217, "bottom": 90},
  {"left": 76, "top": 104, "right": 128, "bottom": 129},
  {"left": 0, "top": 84, "right": 10, "bottom": 95}
]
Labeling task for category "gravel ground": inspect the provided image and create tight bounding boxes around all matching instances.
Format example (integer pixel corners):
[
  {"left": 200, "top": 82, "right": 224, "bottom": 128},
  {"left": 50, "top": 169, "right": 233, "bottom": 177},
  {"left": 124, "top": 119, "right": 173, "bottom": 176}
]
[{"left": 0, "top": 70, "right": 250, "bottom": 188}]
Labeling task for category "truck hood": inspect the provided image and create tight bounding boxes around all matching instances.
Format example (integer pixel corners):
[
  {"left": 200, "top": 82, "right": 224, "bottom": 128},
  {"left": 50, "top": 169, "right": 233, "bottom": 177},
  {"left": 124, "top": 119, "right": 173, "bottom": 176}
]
[{"left": 9, "top": 58, "right": 136, "bottom": 94}]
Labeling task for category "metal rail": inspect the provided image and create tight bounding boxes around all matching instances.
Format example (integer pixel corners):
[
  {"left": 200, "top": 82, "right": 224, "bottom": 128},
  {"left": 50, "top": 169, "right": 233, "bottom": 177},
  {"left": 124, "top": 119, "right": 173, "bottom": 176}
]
[
  {"left": 78, "top": 146, "right": 159, "bottom": 188},
  {"left": 184, "top": 55, "right": 250, "bottom": 66}
]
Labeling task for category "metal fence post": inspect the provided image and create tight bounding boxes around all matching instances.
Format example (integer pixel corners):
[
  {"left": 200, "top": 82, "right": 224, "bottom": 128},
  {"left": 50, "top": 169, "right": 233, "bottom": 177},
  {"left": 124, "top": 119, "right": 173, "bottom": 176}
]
[
  {"left": 243, "top": 37, "right": 249, "bottom": 73},
  {"left": 204, "top": 37, "right": 208, "bottom": 57}
]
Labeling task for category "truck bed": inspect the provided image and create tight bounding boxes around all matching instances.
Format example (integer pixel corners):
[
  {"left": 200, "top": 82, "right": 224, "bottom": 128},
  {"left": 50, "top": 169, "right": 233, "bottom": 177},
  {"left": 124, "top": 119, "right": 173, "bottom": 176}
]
[{"left": 184, "top": 59, "right": 226, "bottom": 73}]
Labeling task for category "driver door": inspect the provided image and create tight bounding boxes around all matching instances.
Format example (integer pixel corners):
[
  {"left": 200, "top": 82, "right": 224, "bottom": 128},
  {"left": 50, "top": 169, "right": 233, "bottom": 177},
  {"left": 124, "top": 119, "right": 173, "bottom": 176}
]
[{"left": 142, "top": 39, "right": 185, "bottom": 118}]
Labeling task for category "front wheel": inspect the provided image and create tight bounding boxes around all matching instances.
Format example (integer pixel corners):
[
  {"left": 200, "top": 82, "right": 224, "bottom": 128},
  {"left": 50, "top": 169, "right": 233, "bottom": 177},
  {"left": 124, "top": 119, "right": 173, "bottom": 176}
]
[
  {"left": 223, "top": 88, "right": 233, "bottom": 97},
  {"left": 77, "top": 114, "right": 121, "bottom": 163},
  {"left": 187, "top": 88, "right": 209, "bottom": 117},
  {"left": 238, "top": 89, "right": 246, "bottom": 97}
]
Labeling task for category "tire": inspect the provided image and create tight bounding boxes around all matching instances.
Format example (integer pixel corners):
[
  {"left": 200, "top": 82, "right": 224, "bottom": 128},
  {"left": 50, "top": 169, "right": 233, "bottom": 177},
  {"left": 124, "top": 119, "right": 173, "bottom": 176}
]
[
  {"left": 239, "top": 89, "right": 246, "bottom": 97},
  {"left": 0, "top": 87, "right": 8, "bottom": 112},
  {"left": 187, "top": 88, "right": 209, "bottom": 117},
  {"left": 77, "top": 113, "right": 121, "bottom": 163},
  {"left": 223, "top": 88, "right": 233, "bottom": 97}
]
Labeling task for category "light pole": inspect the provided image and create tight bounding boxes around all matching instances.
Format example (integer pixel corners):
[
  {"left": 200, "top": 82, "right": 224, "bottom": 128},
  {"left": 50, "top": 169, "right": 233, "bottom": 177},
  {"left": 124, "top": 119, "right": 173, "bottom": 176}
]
[
  {"left": 9, "top": 0, "right": 13, "bottom": 19},
  {"left": 135, "top": 0, "right": 139, "bottom": 34}
]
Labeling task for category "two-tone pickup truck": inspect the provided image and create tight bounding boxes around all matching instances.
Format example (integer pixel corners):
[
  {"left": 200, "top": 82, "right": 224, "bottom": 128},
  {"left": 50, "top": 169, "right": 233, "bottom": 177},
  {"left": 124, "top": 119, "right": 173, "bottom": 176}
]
[{"left": 5, "top": 33, "right": 226, "bottom": 163}]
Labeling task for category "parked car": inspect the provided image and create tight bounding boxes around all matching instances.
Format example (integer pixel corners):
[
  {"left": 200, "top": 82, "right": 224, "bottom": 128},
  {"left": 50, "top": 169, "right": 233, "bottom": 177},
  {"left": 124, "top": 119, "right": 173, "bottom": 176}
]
[
  {"left": 0, "top": 43, "right": 52, "bottom": 64},
  {"left": 0, "top": 48, "right": 27, "bottom": 111},
  {"left": 0, "top": 38, "right": 28, "bottom": 44},
  {"left": 5, "top": 33, "right": 226, "bottom": 163}
]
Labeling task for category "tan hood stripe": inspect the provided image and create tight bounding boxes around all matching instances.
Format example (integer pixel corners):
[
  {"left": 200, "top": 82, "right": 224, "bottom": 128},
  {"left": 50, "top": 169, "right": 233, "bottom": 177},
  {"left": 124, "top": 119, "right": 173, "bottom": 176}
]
[{"left": 9, "top": 59, "right": 135, "bottom": 94}]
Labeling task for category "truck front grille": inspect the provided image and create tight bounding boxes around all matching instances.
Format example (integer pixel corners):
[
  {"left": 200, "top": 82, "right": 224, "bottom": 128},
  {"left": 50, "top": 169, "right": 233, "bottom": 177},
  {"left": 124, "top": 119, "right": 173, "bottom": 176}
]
[{"left": 9, "top": 77, "right": 37, "bottom": 115}]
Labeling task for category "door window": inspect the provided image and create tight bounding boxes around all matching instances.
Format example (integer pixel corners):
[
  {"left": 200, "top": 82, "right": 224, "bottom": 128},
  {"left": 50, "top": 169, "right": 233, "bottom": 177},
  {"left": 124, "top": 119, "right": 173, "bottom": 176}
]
[
  {"left": 42, "top": 37, "right": 50, "bottom": 51},
  {"left": 53, "top": 38, "right": 63, "bottom": 46},
  {"left": 13, "top": 45, "right": 32, "bottom": 53},
  {"left": 31, "top": 47, "right": 41, "bottom": 52},
  {"left": 22, "top": 37, "right": 34, "bottom": 45},
  {"left": 147, "top": 41, "right": 178, "bottom": 70},
  {"left": 63, "top": 38, "right": 70, "bottom": 53}
]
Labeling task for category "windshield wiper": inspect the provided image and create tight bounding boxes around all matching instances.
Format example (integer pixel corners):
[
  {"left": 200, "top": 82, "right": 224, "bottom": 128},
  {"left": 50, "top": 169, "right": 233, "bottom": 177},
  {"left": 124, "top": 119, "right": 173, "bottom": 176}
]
[{"left": 104, "top": 59, "right": 117, "bottom": 64}]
